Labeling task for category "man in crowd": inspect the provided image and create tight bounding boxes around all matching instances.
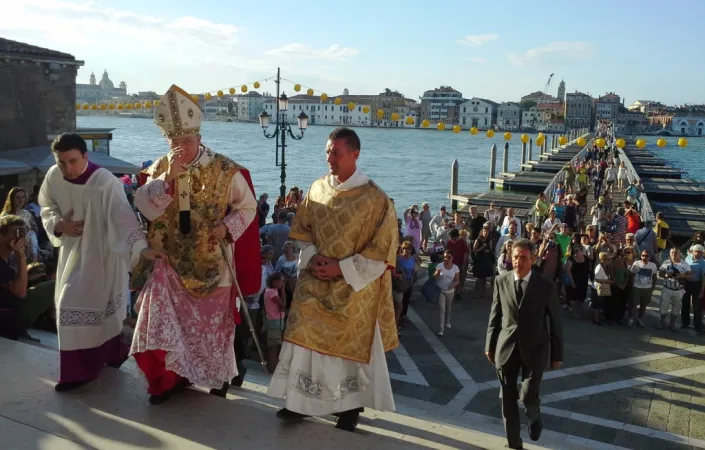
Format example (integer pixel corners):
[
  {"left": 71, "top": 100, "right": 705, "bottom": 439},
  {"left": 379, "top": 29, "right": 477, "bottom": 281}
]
[
  {"left": 268, "top": 127, "right": 399, "bottom": 432},
  {"left": 486, "top": 239, "right": 564, "bottom": 450},
  {"left": 256, "top": 193, "right": 270, "bottom": 228},
  {"left": 0, "top": 215, "right": 54, "bottom": 341},
  {"left": 131, "top": 85, "right": 261, "bottom": 404},
  {"left": 261, "top": 210, "right": 291, "bottom": 260},
  {"left": 40, "top": 133, "right": 163, "bottom": 391},
  {"left": 658, "top": 248, "right": 691, "bottom": 331}
]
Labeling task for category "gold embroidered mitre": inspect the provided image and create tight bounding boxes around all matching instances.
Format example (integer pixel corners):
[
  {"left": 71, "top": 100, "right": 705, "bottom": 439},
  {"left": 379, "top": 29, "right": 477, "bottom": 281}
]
[{"left": 153, "top": 84, "right": 202, "bottom": 139}]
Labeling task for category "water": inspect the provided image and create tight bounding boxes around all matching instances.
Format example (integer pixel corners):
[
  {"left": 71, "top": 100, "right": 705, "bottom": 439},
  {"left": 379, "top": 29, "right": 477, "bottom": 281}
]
[{"left": 77, "top": 116, "right": 705, "bottom": 214}]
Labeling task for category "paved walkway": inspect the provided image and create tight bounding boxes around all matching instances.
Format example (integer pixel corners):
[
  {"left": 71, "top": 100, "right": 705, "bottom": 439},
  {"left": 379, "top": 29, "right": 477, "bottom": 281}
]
[
  {"left": 388, "top": 274, "right": 705, "bottom": 450},
  {"left": 3, "top": 277, "right": 704, "bottom": 449}
]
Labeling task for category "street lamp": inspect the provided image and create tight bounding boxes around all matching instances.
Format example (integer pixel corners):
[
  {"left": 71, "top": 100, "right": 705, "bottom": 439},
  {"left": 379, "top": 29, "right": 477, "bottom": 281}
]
[{"left": 259, "top": 92, "right": 308, "bottom": 199}]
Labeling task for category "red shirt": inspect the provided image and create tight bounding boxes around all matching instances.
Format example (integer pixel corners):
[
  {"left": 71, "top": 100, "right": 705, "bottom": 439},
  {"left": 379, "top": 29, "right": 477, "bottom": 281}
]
[
  {"left": 446, "top": 238, "right": 469, "bottom": 267},
  {"left": 627, "top": 212, "right": 641, "bottom": 234}
]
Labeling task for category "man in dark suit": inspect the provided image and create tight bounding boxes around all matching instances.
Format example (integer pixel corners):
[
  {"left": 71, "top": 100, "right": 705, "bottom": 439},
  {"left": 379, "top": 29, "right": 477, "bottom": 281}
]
[{"left": 485, "top": 238, "right": 564, "bottom": 449}]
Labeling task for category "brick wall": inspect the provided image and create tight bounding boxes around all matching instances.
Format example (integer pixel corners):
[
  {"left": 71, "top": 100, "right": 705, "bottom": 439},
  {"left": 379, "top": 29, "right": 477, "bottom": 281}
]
[{"left": 0, "top": 62, "right": 77, "bottom": 151}]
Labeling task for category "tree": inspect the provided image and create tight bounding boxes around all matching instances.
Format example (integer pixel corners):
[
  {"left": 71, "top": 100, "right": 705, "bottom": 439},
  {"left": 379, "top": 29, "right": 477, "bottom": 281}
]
[{"left": 520, "top": 99, "right": 537, "bottom": 110}]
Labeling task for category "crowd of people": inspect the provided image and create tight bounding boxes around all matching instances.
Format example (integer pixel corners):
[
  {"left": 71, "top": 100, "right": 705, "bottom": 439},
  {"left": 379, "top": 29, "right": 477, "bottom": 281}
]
[{"left": 395, "top": 125, "right": 704, "bottom": 337}]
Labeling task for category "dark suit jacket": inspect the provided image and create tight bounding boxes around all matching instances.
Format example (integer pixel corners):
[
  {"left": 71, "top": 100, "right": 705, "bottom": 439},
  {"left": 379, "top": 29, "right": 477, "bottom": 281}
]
[{"left": 485, "top": 270, "right": 564, "bottom": 368}]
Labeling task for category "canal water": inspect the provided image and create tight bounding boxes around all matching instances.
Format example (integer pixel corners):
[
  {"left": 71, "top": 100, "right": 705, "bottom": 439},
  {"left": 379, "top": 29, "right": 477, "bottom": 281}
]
[{"left": 78, "top": 116, "right": 705, "bottom": 215}]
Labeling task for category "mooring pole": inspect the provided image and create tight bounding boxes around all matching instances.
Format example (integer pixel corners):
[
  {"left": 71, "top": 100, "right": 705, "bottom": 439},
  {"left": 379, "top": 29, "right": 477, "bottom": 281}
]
[
  {"left": 450, "top": 159, "right": 459, "bottom": 212},
  {"left": 489, "top": 144, "right": 497, "bottom": 189},
  {"left": 502, "top": 142, "right": 509, "bottom": 174},
  {"left": 521, "top": 142, "right": 527, "bottom": 170}
]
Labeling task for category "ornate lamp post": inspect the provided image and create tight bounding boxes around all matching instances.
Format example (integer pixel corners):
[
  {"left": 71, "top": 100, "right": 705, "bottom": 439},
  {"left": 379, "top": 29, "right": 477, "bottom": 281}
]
[{"left": 258, "top": 92, "right": 308, "bottom": 199}]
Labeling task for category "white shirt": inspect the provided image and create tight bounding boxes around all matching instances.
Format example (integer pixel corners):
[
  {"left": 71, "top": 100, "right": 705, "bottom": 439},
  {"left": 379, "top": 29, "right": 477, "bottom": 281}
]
[
  {"left": 542, "top": 217, "right": 561, "bottom": 232},
  {"left": 501, "top": 216, "right": 521, "bottom": 235},
  {"left": 436, "top": 263, "right": 460, "bottom": 291},
  {"left": 630, "top": 260, "right": 658, "bottom": 289}
]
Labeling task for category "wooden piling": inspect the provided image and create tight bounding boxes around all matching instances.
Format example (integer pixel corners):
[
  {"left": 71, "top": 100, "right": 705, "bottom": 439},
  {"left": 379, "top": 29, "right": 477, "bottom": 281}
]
[
  {"left": 528, "top": 138, "right": 533, "bottom": 162},
  {"left": 502, "top": 142, "right": 509, "bottom": 174},
  {"left": 489, "top": 144, "right": 497, "bottom": 189},
  {"left": 521, "top": 142, "right": 527, "bottom": 170},
  {"left": 451, "top": 159, "right": 459, "bottom": 212}
]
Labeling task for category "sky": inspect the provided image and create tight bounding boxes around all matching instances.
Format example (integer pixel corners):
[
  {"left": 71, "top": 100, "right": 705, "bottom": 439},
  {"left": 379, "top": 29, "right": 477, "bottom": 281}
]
[{"left": 2, "top": 0, "right": 704, "bottom": 106}]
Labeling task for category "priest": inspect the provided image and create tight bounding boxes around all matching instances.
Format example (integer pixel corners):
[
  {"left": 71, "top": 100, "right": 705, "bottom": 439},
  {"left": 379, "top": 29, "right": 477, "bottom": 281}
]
[
  {"left": 39, "top": 133, "right": 164, "bottom": 392},
  {"left": 131, "top": 84, "right": 261, "bottom": 405},
  {"left": 267, "top": 127, "right": 399, "bottom": 432}
]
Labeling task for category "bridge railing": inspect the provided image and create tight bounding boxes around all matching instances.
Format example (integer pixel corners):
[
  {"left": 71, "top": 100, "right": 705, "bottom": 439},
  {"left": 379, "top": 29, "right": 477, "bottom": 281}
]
[{"left": 618, "top": 145, "right": 655, "bottom": 222}]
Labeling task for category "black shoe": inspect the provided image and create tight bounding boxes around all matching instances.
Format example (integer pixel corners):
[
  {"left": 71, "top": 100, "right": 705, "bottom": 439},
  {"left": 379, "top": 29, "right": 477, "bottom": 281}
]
[
  {"left": 149, "top": 378, "right": 192, "bottom": 405},
  {"left": 276, "top": 408, "right": 308, "bottom": 422},
  {"left": 529, "top": 418, "right": 543, "bottom": 441},
  {"left": 231, "top": 366, "right": 247, "bottom": 387},
  {"left": 55, "top": 380, "right": 92, "bottom": 392},
  {"left": 209, "top": 382, "right": 229, "bottom": 398},
  {"left": 19, "top": 330, "right": 40, "bottom": 343},
  {"left": 107, "top": 355, "right": 129, "bottom": 369},
  {"left": 335, "top": 409, "right": 361, "bottom": 432}
]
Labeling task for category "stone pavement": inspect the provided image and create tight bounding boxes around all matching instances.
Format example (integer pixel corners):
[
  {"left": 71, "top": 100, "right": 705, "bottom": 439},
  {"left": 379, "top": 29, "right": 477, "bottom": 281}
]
[
  {"left": 4, "top": 276, "right": 705, "bottom": 449},
  {"left": 2, "top": 337, "right": 612, "bottom": 450},
  {"left": 387, "top": 274, "right": 705, "bottom": 449}
]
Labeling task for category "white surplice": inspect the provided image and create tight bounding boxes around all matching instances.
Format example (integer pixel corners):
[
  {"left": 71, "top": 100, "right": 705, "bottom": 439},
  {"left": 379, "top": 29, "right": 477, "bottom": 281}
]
[
  {"left": 39, "top": 165, "right": 147, "bottom": 352},
  {"left": 267, "top": 169, "right": 396, "bottom": 416}
]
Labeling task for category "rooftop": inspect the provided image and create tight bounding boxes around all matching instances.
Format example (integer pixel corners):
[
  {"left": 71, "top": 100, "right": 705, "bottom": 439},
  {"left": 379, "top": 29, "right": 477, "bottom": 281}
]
[{"left": 0, "top": 37, "right": 77, "bottom": 61}]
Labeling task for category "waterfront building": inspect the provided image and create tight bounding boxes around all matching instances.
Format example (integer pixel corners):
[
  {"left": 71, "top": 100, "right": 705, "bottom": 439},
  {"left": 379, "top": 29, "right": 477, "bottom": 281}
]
[
  {"left": 671, "top": 115, "right": 705, "bottom": 136},
  {"left": 261, "top": 94, "right": 373, "bottom": 127},
  {"left": 557, "top": 79, "right": 566, "bottom": 102},
  {"left": 594, "top": 92, "right": 621, "bottom": 126},
  {"left": 520, "top": 91, "right": 548, "bottom": 103},
  {"left": 76, "top": 69, "right": 127, "bottom": 105},
  {"left": 565, "top": 91, "right": 594, "bottom": 130},
  {"left": 521, "top": 107, "right": 541, "bottom": 130},
  {"left": 497, "top": 102, "right": 522, "bottom": 130},
  {"left": 236, "top": 91, "right": 266, "bottom": 122},
  {"left": 649, "top": 113, "right": 674, "bottom": 130},
  {"left": 614, "top": 109, "right": 649, "bottom": 135},
  {"left": 457, "top": 98, "right": 498, "bottom": 129},
  {"left": 203, "top": 99, "right": 233, "bottom": 115},
  {"left": 536, "top": 98, "right": 564, "bottom": 131},
  {"left": 0, "top": 37, "right": 137, "bottom": 199},
  {"left": 419, "top": 86, "right": 464, "bottom": 124}
]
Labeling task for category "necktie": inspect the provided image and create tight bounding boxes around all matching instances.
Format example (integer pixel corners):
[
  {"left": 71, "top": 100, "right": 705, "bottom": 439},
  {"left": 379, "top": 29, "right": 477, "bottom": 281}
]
[{"left": 515, "top": 279, "right": 524, "bottom": 303}]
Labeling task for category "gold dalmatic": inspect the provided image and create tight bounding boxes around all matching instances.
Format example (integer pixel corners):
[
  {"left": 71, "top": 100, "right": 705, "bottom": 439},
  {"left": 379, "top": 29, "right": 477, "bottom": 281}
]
[
  {"left": 284, "top": 175, "right": 399, "bottom": 363},
  {"left": 131, "top": 150, "right": 242, "bottom": 298}
]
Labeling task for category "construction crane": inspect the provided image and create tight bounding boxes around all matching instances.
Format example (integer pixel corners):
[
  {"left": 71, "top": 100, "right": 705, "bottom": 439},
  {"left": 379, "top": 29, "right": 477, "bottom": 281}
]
[{"left": 537, "top": 73, "right": 554, "bottom": 131}]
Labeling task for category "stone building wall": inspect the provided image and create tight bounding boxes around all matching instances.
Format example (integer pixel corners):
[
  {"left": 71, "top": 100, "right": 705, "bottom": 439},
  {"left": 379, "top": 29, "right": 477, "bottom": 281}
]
[{"left": 0, "top": 62, "right": 78, "bottom": 151}]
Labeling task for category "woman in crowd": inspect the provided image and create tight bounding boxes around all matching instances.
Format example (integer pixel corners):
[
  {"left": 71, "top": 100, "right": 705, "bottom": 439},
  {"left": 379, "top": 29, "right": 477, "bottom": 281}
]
[
  {"left": 392, "top": 241, "right": 416, "bottom": 328},
  {"left": 434, "top": 249, "right": 459, "bottom": 336},
  {"left": 565, "top": 245, "right": 590, "bottom": 319},
  {"left": 593, "top": 252, "right": 614, "bottom": 325},
  {"left": 1, "top": 187, "right": 39, "bottom": 263},
  {"left": 497, "top": 240, "right": 513, "bottom": 275},
  {"left": 274, "top": 241, "right": 299, "bottom": 311},
  {"left": 472, "top": 225, "right": 495, "bottom": 298},
  {"left": 607, "top": 248, "right": 630, "bottom": 323}
]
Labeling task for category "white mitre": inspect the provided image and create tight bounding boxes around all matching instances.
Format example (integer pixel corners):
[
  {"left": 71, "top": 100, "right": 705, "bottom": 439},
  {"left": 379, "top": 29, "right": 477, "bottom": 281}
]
[{"left": 153, "top": 84, "right": 202, "bottom": 139}]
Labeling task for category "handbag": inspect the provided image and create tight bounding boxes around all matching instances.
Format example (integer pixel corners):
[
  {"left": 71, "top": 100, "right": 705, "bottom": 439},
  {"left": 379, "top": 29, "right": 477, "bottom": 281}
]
[
  {"left": 596, "top": 280, "right": 611, "bottom": 297},
  {"left": 421, "top": 278, "right": 441, "bottom": 303},
  {"left": 392, "top": 270, "right": 413, "bottom": 293}
]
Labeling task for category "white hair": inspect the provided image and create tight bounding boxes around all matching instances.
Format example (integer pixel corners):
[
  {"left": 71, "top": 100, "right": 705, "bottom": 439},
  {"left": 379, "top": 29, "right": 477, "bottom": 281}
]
[{"left": 691, "top": 244, "right": 705, "bottom": 253}]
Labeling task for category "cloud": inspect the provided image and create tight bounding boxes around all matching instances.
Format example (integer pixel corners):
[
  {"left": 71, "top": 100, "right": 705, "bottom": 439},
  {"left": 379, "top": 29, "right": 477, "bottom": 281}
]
[
  {"left": 457, "top": 34, "right": 499, "bottom": 47},
  {"left": 265, "top": 43, "right": 359, "bottom": 61},
  {"left": 468, "top": 57, "right": 487, "bottom": 64},
  {"left": 0, "top": 0, "right": 261, "bottom": 92},
  {"left": 507, "top": 42, "right": 596, "bottom": 66}
]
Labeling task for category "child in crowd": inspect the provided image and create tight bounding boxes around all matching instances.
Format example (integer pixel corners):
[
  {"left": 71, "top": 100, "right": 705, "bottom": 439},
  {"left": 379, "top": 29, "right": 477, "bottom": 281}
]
[{"left": 263, "top": 272, "right": 286, "bottom": 374}]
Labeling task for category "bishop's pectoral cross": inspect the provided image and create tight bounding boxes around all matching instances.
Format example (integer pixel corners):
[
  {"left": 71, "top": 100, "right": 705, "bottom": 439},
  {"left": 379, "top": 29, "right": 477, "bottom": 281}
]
[{"left": 177, "top": 174, "right": 191, "bottom": 235}]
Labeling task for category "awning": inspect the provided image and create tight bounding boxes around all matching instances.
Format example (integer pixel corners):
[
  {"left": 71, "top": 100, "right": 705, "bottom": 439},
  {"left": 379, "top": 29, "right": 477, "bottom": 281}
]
[
  {"left": 0, "top": 158, "right": 34, "bottom": 176},
  {"left": 0, "top": 146, "right": 141, "bottom": 175}
]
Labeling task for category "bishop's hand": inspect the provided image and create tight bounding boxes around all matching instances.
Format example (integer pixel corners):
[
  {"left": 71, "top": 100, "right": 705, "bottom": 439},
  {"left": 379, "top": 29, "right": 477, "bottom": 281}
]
[
  {"left": 165, "top": 147, "right": 188, "bottom": 183},
  {"left": 211, "top": 222, "right": 228, "bottom": 241},
  {"left": 141, "top": 248, "right": 168, "bottom": 261}
]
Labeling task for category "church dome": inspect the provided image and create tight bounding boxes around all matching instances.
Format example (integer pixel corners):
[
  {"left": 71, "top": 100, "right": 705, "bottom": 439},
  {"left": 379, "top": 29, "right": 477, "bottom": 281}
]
[{"left": 99, "top": 69, "right": 115, "bottom": 90}]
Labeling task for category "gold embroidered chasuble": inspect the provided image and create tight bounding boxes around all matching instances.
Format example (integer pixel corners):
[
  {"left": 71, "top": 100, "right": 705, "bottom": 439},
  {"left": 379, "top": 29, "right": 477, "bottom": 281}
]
[
  {"left": 131, "top": 150, "right": 242, "bottom": 298},
  {"left": 284, "top": 175, "right": 400, "bottom": 363}
]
